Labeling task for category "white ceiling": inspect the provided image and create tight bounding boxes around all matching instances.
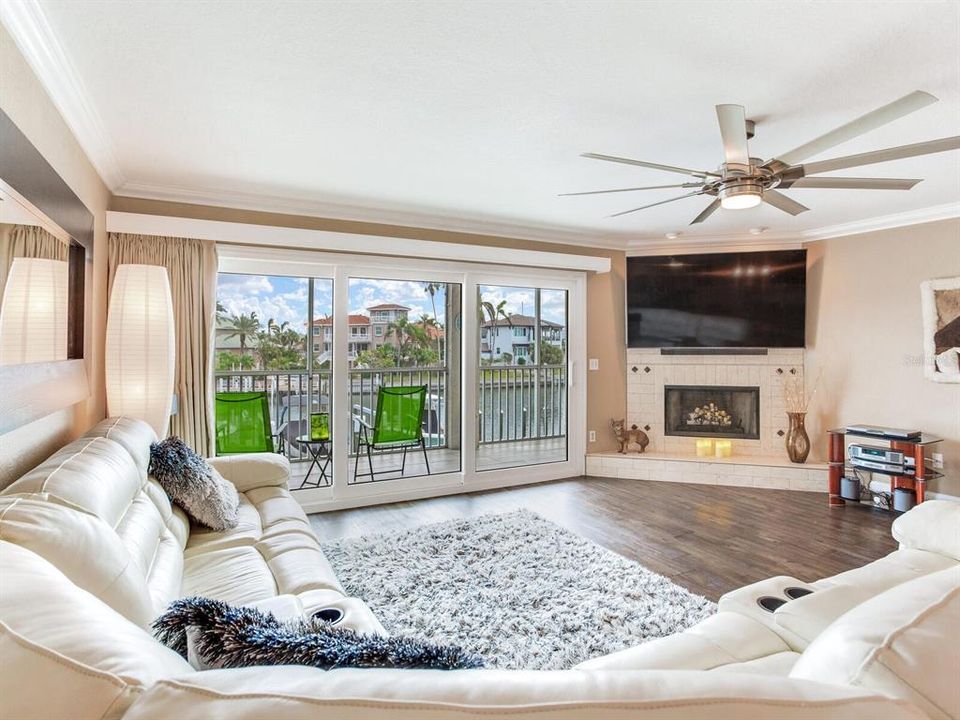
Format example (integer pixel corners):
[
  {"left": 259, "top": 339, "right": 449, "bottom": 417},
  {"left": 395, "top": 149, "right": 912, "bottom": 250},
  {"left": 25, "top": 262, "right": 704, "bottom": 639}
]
[{"left": 6, "top": 0, "right": 960, "bottom": 248}]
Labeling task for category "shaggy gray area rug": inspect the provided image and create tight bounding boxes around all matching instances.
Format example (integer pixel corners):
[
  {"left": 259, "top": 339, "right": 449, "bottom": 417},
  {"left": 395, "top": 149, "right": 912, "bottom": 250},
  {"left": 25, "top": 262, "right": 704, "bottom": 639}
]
[{"left": 320, "top": 510, "right": 716, "bottom": 670}]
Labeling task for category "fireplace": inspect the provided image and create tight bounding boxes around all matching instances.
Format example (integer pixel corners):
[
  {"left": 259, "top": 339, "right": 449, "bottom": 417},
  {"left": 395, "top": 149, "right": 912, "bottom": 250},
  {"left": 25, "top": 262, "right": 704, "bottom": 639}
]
[{"left": 664, "top": 385, "right": 760, "bottom": 440}]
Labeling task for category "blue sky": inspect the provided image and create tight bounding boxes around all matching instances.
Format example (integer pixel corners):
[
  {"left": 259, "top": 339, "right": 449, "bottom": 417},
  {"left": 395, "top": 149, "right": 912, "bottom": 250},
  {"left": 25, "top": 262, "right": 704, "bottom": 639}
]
[{"left": 217, "top": 273, "right": 566, "bottom": 329}]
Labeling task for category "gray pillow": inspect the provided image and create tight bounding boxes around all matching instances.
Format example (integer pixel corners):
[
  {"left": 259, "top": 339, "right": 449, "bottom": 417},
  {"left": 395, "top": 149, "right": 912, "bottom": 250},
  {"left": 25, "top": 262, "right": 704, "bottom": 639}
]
[{"left": 149, "top": 437, "right": 239, "bottom": 530}]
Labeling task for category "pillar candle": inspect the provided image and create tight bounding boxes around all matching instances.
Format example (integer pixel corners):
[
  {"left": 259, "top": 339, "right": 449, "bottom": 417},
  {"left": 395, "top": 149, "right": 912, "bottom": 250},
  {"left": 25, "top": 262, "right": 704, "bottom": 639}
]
[
  {"left": 715, "top": 440, "right": 732, "bottom": 458},
  {"left": 696, "top": 439, "right": 714, "bottom": 457}
]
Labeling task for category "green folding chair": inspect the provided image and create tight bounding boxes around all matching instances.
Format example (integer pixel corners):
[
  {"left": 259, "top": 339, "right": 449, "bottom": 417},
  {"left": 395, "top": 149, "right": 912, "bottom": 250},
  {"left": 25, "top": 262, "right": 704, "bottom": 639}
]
[
  {"left": 354, "top": 385, "right": 430, "bottom": 482},
  {"left": 215, "top": 392, "right": 275, "bottom": 454}
]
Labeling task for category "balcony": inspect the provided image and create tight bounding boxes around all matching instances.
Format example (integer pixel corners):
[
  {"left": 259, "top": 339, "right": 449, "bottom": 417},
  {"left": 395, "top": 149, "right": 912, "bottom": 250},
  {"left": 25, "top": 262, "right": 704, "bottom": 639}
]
[{"left": 214, "top": 363, "right": 567, "bottom": 490}]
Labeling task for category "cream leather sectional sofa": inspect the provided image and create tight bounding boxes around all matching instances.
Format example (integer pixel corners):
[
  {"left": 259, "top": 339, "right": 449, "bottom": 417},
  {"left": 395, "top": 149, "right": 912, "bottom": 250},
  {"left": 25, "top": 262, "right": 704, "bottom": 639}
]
[{"left": 1, "top": 416, "right": 957, "bottom": 720}]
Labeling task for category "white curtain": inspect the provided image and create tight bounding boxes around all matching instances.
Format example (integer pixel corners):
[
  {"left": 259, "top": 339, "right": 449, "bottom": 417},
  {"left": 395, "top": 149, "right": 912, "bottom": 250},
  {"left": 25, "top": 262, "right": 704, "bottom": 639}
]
[{"left": 108, "top": 232, "right": 218, "bottom": 455}]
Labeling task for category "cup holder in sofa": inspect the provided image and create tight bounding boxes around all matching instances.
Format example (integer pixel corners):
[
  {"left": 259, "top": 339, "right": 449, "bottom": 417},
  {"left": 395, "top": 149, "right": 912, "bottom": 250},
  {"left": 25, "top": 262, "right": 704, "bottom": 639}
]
[
  {"left": 311, "top": 607, "right": 344, "bottom": 625},
  {"left": 757, "top": 596, "right": 788, "bottom": 613},
  {"left": 784, "top": 586, "right": 814, "bottom": 600}
]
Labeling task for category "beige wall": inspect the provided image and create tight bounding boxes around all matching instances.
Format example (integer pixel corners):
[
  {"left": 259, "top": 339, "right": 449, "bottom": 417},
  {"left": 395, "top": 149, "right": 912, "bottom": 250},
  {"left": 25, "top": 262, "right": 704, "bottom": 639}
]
[
  {"left": 805, "top": 218, "right": 960, "bottom": 497},
  {"left": 0, "top": 24, "right": 110, "bottom": 486},
  {"left": 110, "top": 196, "right": 628, "bottom": 453}
]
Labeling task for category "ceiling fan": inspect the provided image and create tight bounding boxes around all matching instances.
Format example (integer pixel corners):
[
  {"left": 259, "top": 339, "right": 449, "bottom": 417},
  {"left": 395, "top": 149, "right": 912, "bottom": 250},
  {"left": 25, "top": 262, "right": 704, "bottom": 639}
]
[{"left": 562, "top": 91, "right": 960, "bottom": 224}]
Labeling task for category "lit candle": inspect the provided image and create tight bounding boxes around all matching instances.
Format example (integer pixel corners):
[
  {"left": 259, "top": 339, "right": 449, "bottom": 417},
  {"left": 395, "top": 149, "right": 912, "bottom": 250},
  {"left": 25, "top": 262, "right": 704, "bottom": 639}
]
[
  {"left": 715, "top": 440, "right": 732, "bottom": 458},
  {"left": 696, "top": 439, "right": 714, "bottom": 457}
]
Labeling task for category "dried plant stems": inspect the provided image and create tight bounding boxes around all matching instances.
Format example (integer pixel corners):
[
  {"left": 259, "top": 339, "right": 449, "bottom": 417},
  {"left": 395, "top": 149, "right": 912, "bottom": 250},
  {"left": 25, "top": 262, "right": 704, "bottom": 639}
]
[{"left": 783, "top": 369, "right": 822, "bottom": 414}]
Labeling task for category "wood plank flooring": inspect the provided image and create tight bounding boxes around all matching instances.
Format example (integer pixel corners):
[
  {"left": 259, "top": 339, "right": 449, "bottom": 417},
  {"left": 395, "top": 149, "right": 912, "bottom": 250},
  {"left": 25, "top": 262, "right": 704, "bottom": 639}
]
[{"left": 309, "top": 477, "right": 897, "bottom": 602}]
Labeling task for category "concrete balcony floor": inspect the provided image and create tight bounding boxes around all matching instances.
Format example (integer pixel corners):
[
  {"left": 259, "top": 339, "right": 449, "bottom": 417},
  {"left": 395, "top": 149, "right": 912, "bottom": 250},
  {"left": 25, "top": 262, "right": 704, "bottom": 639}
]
[{"left": 289, "top": 437, "right": 567, "bottom": 489}]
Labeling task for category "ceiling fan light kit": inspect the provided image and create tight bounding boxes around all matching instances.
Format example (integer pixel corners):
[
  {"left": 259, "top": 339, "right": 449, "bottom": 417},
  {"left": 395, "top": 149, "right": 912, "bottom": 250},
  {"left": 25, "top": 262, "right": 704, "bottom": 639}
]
[{"left": 564, "top": 91, "right": 960, "bottom": 226}]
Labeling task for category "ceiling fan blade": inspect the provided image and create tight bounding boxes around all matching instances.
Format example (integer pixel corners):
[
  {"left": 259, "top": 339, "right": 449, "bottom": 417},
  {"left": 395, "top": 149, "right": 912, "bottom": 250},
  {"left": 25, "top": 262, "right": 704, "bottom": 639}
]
[
  {"left": 771, "top": 91, "right": 938, "bottom": 167},
  {"left": 559, "top": 183, "right": 701, "bottom": 197},
  {"left": 716, "top": 104, "right": 750, "bottom": 165},
  {"left": 582, "top": 153, "right": 716, "bottom": 179},
  {"left": 783, "top": 177, "right": 922, "bottom": 190},
  {"left": 763, "top": 190, "right": 810, "bottom": 216},
  {"left": 609, "top": 191, "right": 705, "bottom": 218},
  {"left": 690, "top": 198, "right": 721, "bottom": 225},
  {"left": 801, "top": 135, "right": 960, "bottom": 175}
]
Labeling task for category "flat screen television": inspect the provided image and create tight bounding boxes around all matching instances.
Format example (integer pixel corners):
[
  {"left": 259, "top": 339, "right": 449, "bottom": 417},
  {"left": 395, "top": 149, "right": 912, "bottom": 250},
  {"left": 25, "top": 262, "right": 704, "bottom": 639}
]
[{"left": 627, "top": 249, "right": 807, "bottom": 348}]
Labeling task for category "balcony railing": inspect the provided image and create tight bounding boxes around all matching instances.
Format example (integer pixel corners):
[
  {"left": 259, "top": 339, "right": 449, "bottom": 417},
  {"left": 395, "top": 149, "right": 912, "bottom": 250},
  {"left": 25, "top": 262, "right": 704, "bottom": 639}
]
[
  {"left": 478, "top": 364, "right": 566, "bottom": 443},
  {"left": 214, "top": 362, "right": 566, "bottom": 462}
]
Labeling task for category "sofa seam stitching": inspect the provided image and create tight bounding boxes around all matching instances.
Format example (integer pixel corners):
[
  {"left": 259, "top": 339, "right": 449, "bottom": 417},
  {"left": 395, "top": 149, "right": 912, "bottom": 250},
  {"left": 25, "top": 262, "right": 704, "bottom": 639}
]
[
  {"left": 142, "top": 679, "right": 918, "bottom": 713},
  {"left": 38, "top": 437, "right": 103, "bottom": 493},
  {"left": 0, "top": 621, "right": 134, "bottom": 690}
]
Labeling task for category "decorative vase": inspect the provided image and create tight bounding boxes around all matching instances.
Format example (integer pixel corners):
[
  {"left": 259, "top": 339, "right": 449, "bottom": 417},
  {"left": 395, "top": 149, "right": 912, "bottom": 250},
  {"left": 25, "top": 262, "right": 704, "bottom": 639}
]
[{"left": 785, "top": 412, "right": 810, "bottom": 464}]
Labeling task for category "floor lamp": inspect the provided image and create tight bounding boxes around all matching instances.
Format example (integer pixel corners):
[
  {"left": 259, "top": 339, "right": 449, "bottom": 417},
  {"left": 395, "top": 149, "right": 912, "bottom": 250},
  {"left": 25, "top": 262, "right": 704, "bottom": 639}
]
[{"left": 105, "top": 264, "right": 175, "bottom": 437}]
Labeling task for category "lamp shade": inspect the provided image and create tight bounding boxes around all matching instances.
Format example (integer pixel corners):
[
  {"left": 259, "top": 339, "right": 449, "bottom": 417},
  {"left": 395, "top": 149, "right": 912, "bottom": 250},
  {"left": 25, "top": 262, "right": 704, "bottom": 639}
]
[
  {"left": 0, "top": 257, "right": 68, "bottom": 365},
  {"left": 105, "top": 264, "right": 175, "bottom": 437}
]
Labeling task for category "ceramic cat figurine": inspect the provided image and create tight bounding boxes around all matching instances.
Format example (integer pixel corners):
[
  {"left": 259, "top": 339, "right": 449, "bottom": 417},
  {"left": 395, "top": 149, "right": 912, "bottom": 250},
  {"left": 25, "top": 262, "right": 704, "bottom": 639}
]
[{"left": 611, "top": 419, "right": 649, "bottom": 454}]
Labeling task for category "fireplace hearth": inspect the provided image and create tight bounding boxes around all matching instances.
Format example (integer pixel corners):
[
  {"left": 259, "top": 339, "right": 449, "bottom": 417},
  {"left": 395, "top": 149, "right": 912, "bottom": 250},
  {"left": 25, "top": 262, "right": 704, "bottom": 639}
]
[{"left": 664, "top": 385, "right": 760, "bottom": 440}]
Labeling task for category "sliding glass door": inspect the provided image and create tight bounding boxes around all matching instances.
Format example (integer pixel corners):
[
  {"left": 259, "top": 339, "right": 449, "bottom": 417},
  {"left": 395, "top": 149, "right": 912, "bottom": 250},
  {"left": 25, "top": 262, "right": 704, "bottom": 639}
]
[
  {"left": 344, "top": 275, "right": 462, "bottom": 486},
  {"left": 214, "top": 272, "right": 335, "bottom": 491},
  {"left": 476, "top": 284, "right": 568, "bottom": 472},
  {"left": 217, "top": 247, "right": 585, "bottom": 510}
]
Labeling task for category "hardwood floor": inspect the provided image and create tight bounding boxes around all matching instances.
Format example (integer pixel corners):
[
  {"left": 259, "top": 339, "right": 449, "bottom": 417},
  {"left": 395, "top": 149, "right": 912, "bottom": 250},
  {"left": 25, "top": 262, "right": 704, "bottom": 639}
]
[{"left": 309, "top": 477, "right": 898, "bottom": 602}]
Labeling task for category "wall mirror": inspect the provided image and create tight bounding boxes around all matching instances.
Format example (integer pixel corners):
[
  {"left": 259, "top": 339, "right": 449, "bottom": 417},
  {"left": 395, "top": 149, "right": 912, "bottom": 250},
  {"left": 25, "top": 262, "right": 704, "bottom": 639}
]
[
  {"left": 0, "top": 182, "right": 84, "bottom": 364},
  {"left": 0, "top": 109, "right": 93, "bottom": 434}
]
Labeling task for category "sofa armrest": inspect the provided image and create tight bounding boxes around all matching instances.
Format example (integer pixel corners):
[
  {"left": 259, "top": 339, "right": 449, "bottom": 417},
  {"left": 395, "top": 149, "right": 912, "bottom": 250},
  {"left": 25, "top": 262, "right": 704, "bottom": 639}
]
[
  {"left": 207, "top": 453, "right": 290, "bottom": 493},
  {"left": 892, "top": 500, "right": 960, "bottom": 561},
  {"left": 122, "top": 666, "right": 925, "bottom": 720},
  {"left": 772, "top": 584, "right": 875, "bottom": 649},
  {"left": 574, "top": 612, "right": 791, "bottom": 672}
]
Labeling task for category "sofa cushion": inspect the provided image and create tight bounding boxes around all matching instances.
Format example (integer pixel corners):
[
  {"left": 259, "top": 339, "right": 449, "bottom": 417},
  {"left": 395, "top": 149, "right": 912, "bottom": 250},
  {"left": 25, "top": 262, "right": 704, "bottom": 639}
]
[
  {"left": 0, "top": 541, "right": 193, "bottom": 720},
  {"left": 891, "top": 500, "right": 960, "bottom": 561},
  {"left": 574, "top": 612, "right": 790, "bottom": 671},
  {"left": 4, "top": 435, "right": 143, "bottom": 525},
  {"left": 791, "top": 565, "right": 960, "bottom": 720},
  {"left": 0, "top": 495, "right": 155, "bottom": 627},
  {"left": 183, "top": 546, "right": 280, "bottom": 605},
  {"left": 83, "top": 416, "right": 157, "bottom": 478}
]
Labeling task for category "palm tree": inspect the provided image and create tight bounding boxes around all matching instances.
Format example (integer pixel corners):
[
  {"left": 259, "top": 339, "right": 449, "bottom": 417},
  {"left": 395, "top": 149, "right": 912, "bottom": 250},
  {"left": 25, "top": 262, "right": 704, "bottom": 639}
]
[
  {"left": 223, "top": 312, "right": 260, "bottom": 353},
  {"left": 386, "top": 316, "right": 431, "bottom": 366},
  {"left": 423, "top": 282, "right": 444, "bottom": 360},
  {"left": 479, "top": 299, "right": 511, "bottom": 364},
  {"left": 418, "top": 314, "right": 442, "bottom": 364}
]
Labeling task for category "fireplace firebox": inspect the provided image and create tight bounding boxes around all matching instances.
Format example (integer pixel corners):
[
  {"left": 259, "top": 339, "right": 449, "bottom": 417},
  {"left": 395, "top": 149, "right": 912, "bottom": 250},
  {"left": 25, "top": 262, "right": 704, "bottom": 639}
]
[{"left": 664, "top": 385, "right": 760, "bottom": 440}]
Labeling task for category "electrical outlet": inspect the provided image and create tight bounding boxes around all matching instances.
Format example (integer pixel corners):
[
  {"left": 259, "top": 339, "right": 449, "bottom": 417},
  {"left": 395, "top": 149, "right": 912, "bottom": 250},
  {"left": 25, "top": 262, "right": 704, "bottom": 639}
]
[
  {"left": 588, "top": 430, "right": 597, "bottom": 443},
  {"left": 932, "top": 453, "right": 944, "bottom": 470},
  {"left": 589, "top": 358, "right": 599, "bottom": 371}
]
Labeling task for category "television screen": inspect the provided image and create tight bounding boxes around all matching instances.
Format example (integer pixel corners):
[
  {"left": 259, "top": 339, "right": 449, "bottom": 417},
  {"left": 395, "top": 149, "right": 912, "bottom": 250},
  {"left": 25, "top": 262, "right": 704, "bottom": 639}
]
[{"left": 627, "top": 249, "right": 807, "bottom": 348}]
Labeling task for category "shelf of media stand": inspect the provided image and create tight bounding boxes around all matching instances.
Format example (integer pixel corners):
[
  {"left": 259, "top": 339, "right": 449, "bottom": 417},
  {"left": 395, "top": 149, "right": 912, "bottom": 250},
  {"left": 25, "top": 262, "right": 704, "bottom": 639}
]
[
  {"left": 839, "top": 464, "right": 944, "bottom": 480},
  {"left": 827, "top": 428, "right": 944, "bottom": 509}
]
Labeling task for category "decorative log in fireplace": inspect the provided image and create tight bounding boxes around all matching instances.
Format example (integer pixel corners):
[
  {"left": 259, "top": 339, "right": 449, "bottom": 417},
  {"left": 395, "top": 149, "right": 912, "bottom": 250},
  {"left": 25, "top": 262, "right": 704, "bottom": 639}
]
[{"left": 664, "top": 385, "right": 760, "bottom": 440}]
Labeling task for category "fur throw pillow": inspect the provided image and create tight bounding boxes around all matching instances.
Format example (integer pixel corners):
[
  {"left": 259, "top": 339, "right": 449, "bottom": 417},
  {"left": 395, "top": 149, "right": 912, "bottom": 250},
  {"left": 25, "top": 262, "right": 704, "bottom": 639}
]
[
  {"left": 149, "top": 437, "right": 239, "bottom": 530},
  {"left": 154, "top": 596, "right": 484, "bottom": 670}
]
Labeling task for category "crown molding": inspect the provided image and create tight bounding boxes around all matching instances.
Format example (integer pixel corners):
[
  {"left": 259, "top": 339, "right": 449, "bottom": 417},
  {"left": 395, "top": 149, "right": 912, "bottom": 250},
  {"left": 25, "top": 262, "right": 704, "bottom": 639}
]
[
  {"left": 625, "top": 201, "right": 960, "bottom": 253},
  {"left": 115, "top": 181, "right": 632, "bottom": 251},
  {"left": 1, "top": 0, "right": 124, "bottom": 189},
  {"left": 797, "top": 201, "right": 960, "bottom": 242}
]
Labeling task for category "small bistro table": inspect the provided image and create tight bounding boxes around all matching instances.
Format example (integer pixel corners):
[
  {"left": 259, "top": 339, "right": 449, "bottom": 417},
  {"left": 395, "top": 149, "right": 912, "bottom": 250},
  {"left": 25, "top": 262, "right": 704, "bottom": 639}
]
[{"left": 296, "top": 435, "right": 331, "bottom": 488}]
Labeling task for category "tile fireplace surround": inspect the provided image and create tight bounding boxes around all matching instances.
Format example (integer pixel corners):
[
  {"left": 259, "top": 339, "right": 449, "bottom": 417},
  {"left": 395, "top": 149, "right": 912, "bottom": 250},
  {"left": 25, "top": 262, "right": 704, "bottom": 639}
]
[{"left": 586, "top": 349, "right": 828, "bottom": 493}]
